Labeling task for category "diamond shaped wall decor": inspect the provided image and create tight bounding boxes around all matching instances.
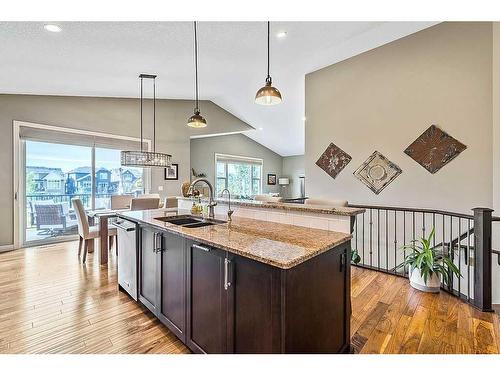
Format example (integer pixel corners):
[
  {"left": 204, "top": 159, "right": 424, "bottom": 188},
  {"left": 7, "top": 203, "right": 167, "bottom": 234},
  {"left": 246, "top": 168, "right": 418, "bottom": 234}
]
[
  {"left": 404, "top": 125, "right": 466, "bottom": 174},
  {"left": 354, "top": 151, "right": 402, "bottom": 195},
  {"left": 315, "top": 142, "right": 352, "bottom": 179}
]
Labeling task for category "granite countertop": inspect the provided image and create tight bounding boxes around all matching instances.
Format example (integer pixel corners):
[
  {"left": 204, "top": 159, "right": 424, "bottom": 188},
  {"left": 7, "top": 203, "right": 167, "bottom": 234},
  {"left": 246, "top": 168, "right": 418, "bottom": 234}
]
[
  {"left": 177, "top": 196, "right": 365, "bottom": 216},
  {"left": 118, "top": 209, "right": 352, "bottom": 269}
]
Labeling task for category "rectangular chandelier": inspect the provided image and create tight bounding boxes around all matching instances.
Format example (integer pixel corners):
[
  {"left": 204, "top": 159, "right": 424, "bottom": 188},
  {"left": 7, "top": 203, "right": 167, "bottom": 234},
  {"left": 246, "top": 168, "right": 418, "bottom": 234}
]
[{"left": 121, "top": 150, "right": 172, "bottom": 168}]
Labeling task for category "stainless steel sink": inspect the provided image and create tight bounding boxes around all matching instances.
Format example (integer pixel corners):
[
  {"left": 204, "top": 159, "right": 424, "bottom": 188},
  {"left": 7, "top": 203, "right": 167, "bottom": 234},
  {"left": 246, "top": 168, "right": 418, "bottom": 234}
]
[{"left": 154, "top": 215, "right": 226, "bottom": 228}]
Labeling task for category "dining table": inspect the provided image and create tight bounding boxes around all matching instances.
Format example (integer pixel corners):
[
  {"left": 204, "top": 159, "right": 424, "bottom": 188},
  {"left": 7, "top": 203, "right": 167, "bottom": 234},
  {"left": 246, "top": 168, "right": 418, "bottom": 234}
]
[{"left": 87, "top": 208, "right": 129, "bottom": 265}]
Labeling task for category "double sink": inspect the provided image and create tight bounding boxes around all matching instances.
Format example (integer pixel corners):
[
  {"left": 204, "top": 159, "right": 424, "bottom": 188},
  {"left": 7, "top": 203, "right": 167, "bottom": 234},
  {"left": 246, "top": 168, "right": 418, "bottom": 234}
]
[{"left": 154, "top": 215, "right": 226, "bottom": 228}]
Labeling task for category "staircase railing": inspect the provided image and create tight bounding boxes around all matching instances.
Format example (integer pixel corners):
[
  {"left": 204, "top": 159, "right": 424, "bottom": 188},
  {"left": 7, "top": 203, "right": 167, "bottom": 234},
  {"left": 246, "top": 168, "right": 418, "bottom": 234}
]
[{"left": 349, "top": 204, "right": 497, "bottom": 312}]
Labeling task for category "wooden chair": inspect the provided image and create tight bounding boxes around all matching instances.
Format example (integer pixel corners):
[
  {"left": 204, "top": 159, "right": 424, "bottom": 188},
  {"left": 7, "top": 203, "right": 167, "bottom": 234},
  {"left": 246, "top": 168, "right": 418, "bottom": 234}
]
[
  {"left": 304, "top": 198, "right": 348, "bottom": 207},
  {"left": 130, "top": 196, "right": 160, "bottom": 211},
  {"left": 163, "top": 196, "right": 178, "bottom": 209},
  {"left": 253, "top": 194, "right": 284, "bottom": 203},
  {"left": 72, "top": 198, "right": 117, "bottom": 263},
  {"left": 111, "top": 194, "right": 132, "bottom": 210}
]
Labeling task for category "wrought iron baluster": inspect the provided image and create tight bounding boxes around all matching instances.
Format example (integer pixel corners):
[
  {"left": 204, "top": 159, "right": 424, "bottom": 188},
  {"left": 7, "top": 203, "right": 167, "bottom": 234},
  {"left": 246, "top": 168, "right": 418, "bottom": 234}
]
[
  {"left": 403, "top": 212, "right": 406, "bottom": 276},
  {"left": 422, "top": 212, "right": 426, "bottom": 238},
  {"left": 449, "top": 215, "right": 453, "bottom": 293},
  {"left": 412, "top": 211, "right": 416, "bottom": 243},
  {"left": 377, "top": 209, "right": 380, "bottom": 270},
  {"left": 442, "top": 214, "right": 445, "bottom": 289},
  {"left": 467, "top": 218, "right": 471, "bottom": 302},
  {"left": 355, "top": 215, "right": 358, "bottom": 263},
  {"left": 394, "top": 210, "right": 397, "bottom": 275},
  {"left": 369, "top": 209, "right": 373, "bottom": 267},
  {"left": 384, "top": 209, "right": 388, "bottom": 272},
  {"left": 458, "top": 217, "right": 461, "bottom": 299},
  {"left": 432, "top": 213, "right": 436, "bottom": 248},
  {"left": 362, "top": 211, "right": 365, "bottom": 266}
]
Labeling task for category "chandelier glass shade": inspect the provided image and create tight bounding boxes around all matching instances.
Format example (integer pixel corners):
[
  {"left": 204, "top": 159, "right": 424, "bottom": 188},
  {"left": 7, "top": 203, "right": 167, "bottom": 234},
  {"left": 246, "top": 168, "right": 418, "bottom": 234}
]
[{"left": 121, "top": 74, "right": 172, "bottom": 168}]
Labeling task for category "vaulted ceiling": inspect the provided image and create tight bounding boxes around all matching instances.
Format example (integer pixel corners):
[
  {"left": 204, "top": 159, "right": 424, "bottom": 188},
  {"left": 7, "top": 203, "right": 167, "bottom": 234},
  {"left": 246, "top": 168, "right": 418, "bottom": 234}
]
[{"left": 0, "top": 21, "right": 437, "bottom": 156}]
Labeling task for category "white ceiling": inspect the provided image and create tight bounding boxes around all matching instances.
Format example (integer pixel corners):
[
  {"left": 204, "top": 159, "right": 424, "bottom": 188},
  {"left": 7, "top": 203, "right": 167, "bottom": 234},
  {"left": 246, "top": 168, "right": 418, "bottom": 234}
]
[{"left": 0, "top": 21, "right": 437, "bottom": 156}]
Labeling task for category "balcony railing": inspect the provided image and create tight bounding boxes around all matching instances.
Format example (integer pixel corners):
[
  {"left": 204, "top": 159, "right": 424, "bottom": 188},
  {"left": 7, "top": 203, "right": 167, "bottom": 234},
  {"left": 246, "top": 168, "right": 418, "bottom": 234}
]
[{"left": 349, "top": 204, "right": 498, "bottom": 312}]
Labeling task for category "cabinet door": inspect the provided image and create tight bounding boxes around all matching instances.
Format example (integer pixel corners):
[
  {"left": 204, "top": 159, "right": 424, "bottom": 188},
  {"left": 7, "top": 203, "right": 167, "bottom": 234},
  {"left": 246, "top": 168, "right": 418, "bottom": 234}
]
[
  {"left": 186, "top": 242, "right": 232, "bottom": 354},
  {"left": 157, "top": 232, "right": 186, "bottom": 341},
  {"left": 138, "top": 227, "right": 159, "bottom": 314},
  {"left": 231, "top": 255, "right": 281, "bottom": 353}
]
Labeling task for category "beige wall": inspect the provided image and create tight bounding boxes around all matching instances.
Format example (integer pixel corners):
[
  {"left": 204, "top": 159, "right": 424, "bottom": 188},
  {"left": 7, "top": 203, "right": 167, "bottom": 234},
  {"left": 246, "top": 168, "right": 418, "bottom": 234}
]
[
  {"left": 190, "top": 133, "right": 283, "bottom": 195},
  {"left": 305, "top": 22, "right": 493, "bottom": 213},
  {"left": 282, "top": 155, "right": 305, "bottom": 198},
  {"left": 306, "top": 21, "right": 500, "bottom": 302},
  {"left": 0, "top": 94, "right": 252, "bottom": 246}
]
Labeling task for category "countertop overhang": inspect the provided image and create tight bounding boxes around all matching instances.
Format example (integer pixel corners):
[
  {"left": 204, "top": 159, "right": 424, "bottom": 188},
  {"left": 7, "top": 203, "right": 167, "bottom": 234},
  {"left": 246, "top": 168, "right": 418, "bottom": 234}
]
[
  {"left": 118, "top": 209, "right": 352, "bottom": 269},
  {"left": 177, "top": 196, "right": 365, "bottom": 216}
]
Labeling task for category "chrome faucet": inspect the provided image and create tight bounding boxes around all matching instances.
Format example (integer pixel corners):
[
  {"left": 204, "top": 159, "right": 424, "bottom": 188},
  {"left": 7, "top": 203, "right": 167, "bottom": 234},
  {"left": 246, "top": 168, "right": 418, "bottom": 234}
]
[
  {"left": 189, "top": 178, "right": 217, "bottom": 219},
  {"left": 221, "top": 188, "right": 234, "bottom": 222}
]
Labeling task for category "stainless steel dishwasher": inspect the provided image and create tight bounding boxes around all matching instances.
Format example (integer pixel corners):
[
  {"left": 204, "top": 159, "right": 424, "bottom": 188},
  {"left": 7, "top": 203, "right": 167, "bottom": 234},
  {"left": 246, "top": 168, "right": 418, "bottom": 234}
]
[{"left": 114, "top": 218, "right": 138, "bottom": 301}]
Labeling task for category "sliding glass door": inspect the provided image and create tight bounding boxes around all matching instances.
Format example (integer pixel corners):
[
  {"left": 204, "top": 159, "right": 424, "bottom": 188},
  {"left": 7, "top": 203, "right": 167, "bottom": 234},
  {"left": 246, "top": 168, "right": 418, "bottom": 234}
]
[
  {"left": 94, "top": 148, "right": 143, "bottom": 210},
  {"left": 24, "top": 140, "right": 144, "bottom": 245}
]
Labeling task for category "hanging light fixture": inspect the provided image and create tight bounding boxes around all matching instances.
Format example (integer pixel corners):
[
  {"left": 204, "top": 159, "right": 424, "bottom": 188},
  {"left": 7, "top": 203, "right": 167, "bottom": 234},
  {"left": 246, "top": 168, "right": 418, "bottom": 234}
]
[
  {"left": 187, "top": 21, "right": 207, "bottom": 128},
  {"left": 121, "top": 74, "right": 172, "bottom": 168},
  {"left": 255, "top": 21, "right": 282, "bottom": 105}
]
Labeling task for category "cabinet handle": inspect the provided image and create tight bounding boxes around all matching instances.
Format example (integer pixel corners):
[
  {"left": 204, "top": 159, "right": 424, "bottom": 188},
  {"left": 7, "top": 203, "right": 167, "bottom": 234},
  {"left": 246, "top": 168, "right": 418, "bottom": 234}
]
[
  {"left": 193, "top": 244, "right": 210, "bottom": 252},
  {"left": 224, "top": 258, "right": 231, "bottom": 290},
  {"left": 340, "top": 251, "right": 346, "bottom": 272},
  {"left": 153, "top": 233, "right": 162, "bottom": 253}
]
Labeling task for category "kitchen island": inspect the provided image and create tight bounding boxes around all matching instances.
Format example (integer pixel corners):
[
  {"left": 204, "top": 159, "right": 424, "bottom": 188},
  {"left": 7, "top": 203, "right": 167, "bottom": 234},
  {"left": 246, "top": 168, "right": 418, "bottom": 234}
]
[{"left": 116, "top": 208, "right": 352, "bottom": 354}]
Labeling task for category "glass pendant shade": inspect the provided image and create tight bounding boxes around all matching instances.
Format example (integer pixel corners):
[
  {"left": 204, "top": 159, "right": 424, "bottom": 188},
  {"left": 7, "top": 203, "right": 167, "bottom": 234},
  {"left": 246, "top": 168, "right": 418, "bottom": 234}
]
[
  {"left": 255, "top": 78, "right": 282, "bottom": 105},
  {"left": 187, "top": 110, "right": 207, "bottom": 128},
  {"left": 187, "top": 22, "right": 207, "bottom": 128},
  {"left": 255, "top": 21, "right": 282, "bottom": 106}
]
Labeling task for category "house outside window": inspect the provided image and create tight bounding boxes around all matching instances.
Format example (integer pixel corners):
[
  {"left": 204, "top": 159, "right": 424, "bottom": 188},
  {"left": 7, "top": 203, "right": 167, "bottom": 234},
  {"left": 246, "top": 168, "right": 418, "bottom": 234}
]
[{"left": 215, "top": 154, "right": 263, "bottom": 199}]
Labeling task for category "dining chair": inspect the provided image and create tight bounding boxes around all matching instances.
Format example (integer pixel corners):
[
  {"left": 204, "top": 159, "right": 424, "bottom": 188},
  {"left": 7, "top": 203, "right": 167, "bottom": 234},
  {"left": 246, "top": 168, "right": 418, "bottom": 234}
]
[
  {"left": 111, "top": 194, "right": 132, "bottom": 210},
  {"left": 304, "top": 198, "right": 348, "bottom": 207},
  {"left": 130, "top": 197, "right": 161, "bottom": 211},
  {"left": 72, "top": 198, "right": 117, "bottom": 263},
  {"left": 163, "top": 196, "right": 178, "bottom": 209},
  {"left": 253, "top": 194, "right": 284, "bottom": 203}
]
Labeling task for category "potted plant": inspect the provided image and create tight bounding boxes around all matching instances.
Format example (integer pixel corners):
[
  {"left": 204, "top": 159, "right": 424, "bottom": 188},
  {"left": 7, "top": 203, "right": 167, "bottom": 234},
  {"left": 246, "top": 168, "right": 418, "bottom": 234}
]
[{"left": 397, "top": 228, "right": 461, "bottom": 293}]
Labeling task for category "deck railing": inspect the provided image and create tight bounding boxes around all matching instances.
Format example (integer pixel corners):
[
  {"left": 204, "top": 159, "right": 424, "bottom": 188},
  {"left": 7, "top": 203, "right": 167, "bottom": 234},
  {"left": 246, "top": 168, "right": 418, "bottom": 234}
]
[{"left": 349, "top": 204, "right": 498, "bottom": 312}]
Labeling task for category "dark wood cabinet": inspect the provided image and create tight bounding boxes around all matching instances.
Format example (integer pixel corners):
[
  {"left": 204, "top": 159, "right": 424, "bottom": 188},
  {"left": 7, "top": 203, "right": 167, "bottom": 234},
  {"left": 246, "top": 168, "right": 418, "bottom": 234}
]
[
  {"left": 186, "top": 241, "right": 232, "bottom": 354},
  {"left": 231, "top": 254, "right": 281, "bottom": 353},
  {"left": 138, "top": 227, "right": 160, "bottom": 314},
  {"left": 157, "top": 232, "right": 187, "bottom": 341},
  {"left": 135, "top": 225, "right": 350, "bottom": 354},
  {"left": 282, "top": 245, "right": 350, "bottom": 353}
]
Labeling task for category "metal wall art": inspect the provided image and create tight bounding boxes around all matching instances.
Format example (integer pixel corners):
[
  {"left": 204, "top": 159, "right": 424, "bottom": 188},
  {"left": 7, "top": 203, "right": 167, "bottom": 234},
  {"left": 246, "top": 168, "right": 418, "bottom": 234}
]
[
  {"left": 404, "top": 125, "right": 466, "bottom": 174},
  {"left": 354, "top": 151, "right": 402, "bottom": 194},
  {"left": 316, "top": 142, "right": 352, "bottom": 179}
]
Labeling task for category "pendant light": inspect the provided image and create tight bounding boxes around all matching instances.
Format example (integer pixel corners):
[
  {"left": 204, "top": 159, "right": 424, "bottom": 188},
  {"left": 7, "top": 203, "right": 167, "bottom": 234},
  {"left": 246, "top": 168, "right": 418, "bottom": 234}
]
[
  {"left": 121, "top": 74, "right": 172, "bottom": 168},
  {"left": 187, "top": 21, "right": 207, "bottom": 128},
  {"left": 255, "top": 21, "right": 282, "bottom": 105}
]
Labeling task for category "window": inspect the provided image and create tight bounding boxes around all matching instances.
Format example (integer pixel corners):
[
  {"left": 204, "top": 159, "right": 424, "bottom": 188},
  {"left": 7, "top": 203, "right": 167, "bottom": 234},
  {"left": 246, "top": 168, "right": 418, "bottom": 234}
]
[
  {"left": 24, "top": 140, "right": 146, "bottom": 244},
  {"left": 215, "top": 154, "right": 263, "bottom": 199}
]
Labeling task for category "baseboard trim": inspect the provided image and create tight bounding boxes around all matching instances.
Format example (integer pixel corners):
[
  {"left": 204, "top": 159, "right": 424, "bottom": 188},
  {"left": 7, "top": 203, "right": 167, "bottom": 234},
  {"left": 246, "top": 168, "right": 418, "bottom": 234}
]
[{"left": 0, "top": 244, "right": 14, "bottom": 252}]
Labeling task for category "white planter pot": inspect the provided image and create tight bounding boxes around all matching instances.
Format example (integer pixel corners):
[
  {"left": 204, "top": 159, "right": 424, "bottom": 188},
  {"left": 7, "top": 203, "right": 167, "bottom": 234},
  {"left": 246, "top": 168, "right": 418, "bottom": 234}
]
[{"left": 409, "top": 268, "right": 441, "bottom": 293}]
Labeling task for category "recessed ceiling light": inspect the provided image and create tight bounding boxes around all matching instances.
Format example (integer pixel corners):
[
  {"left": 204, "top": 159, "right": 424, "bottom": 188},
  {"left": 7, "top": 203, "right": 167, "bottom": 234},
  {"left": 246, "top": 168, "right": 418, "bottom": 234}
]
[
  {"left": 44, "top": 24, "right": 62, "bottom": 33},
  {"left": 276, "top": 31, "right": 287, "bottom": 39},
  {"left": 258, "top": 127, "right": 264, "bottom": 130}
]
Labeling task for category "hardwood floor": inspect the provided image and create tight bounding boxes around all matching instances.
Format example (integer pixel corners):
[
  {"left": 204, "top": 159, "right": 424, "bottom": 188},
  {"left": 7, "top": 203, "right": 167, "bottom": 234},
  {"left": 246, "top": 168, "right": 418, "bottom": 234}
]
[{"left": 0, "top": 241, "right": 498, "bottom": 354}]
